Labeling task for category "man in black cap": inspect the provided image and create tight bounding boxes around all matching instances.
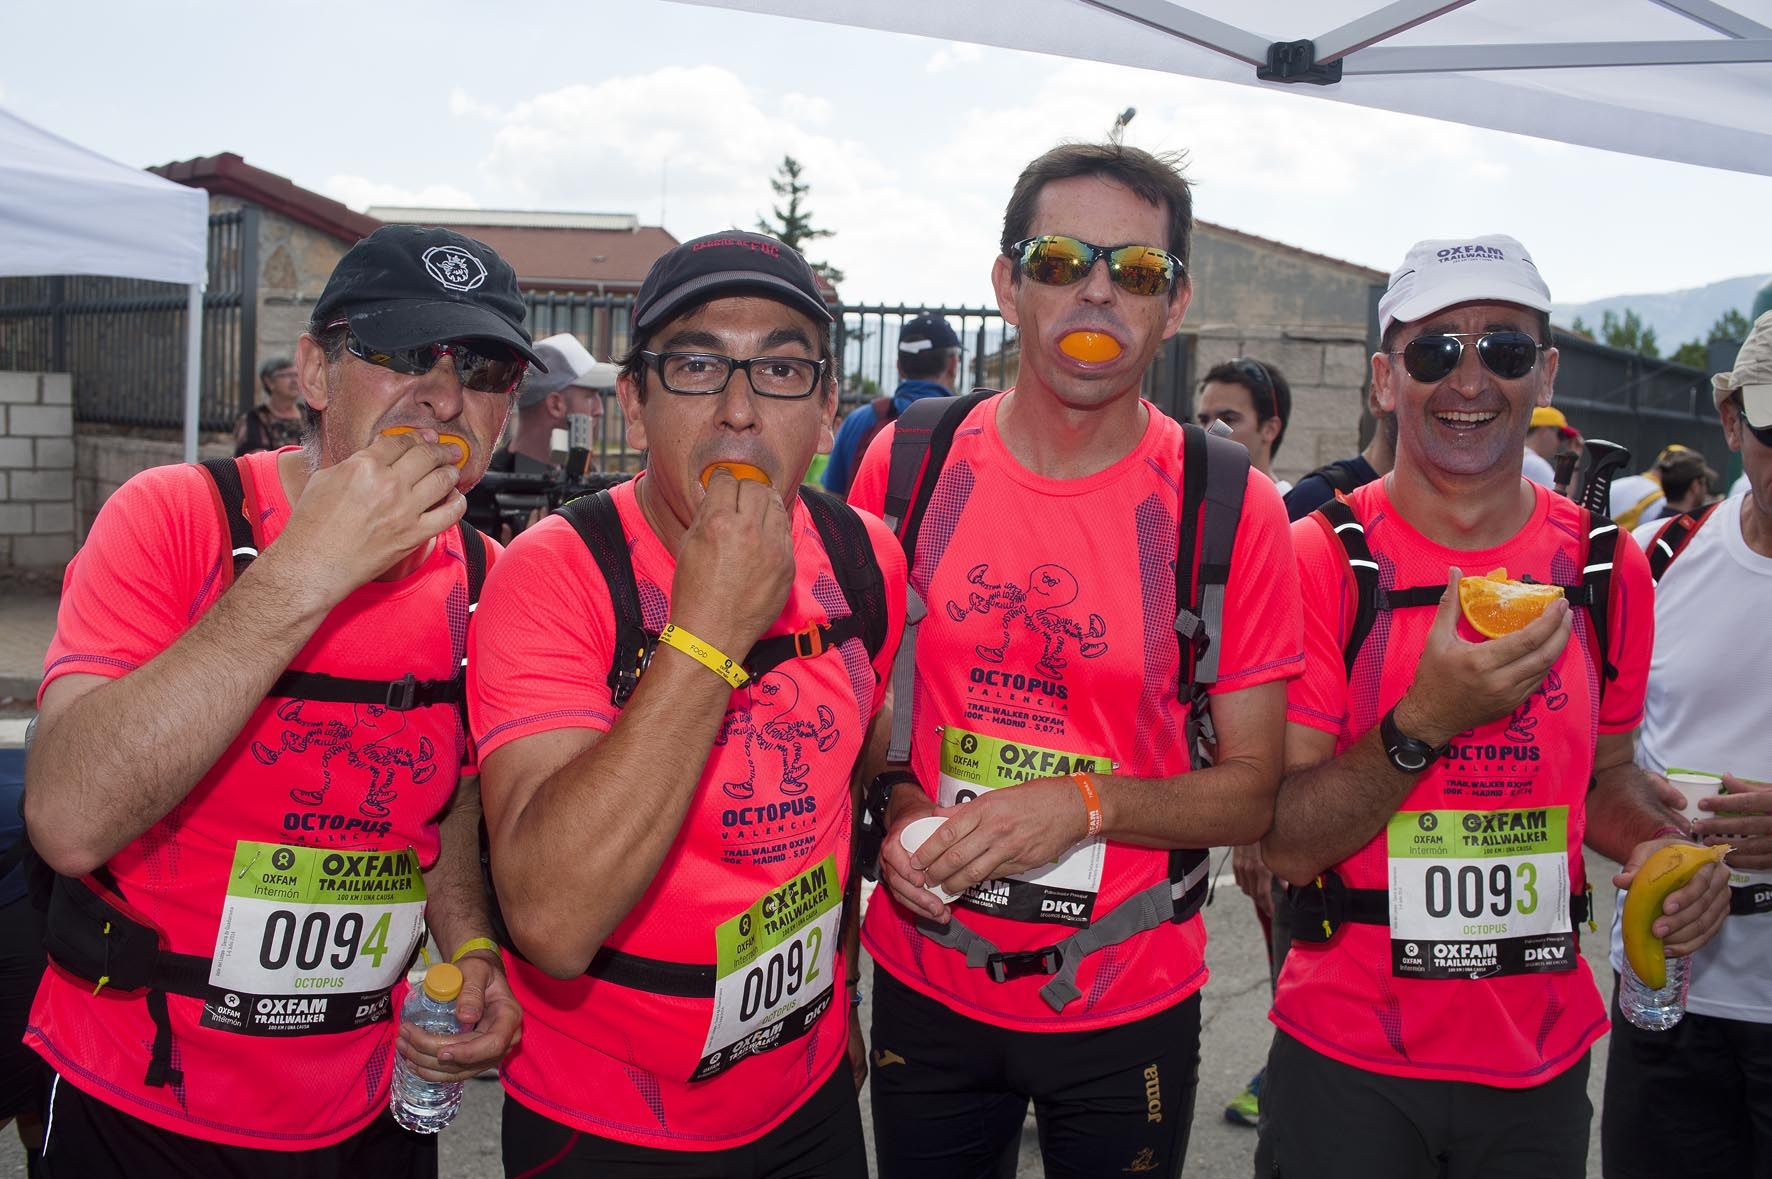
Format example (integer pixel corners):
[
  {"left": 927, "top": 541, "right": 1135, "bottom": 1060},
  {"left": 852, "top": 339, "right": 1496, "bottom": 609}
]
[
  {"left": 823, "top": 312, "right": 960, "bottom": 497},
  {"left": 473, "top": 229, "right": 906, "bottom": 1177},
  {"left": 24, "top": 224, "right": 531, "bottom": 1177}
]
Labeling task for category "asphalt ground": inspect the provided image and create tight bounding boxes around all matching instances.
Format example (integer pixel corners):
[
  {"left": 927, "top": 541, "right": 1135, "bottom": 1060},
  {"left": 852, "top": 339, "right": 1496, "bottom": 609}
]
[{"left": 0, "top": 852, "right": 1622, "bottom": 1178}]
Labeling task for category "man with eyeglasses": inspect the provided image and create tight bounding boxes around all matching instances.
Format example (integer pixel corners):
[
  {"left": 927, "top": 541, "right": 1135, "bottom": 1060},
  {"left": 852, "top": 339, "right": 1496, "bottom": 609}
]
[
  {"left": 847, "top": 143, "right": 1302, "bottom": 1179},
  {"left": 23, "top": 225, "right": 534, "bottom": 1176},
  {"left": 1258, "top": 234, "right": 1729, "bottom": 1178},
  {"left": 471, "top": 230, "right": 906, "bottom": 1177}
]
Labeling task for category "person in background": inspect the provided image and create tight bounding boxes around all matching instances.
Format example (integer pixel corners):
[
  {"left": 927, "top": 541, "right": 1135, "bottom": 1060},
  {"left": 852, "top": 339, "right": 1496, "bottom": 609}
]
[
  {"left": 233, "top": 355, "right": 304, "bottom": 455},
  {"left": 1639, "top": 447, "right": 1718, "bottom": 525},
  {"left": 1283, "top": 391, "right": 1397, "bottom": 521},
  {"left": 1521, "top": 404, "right": 1569, "bottom": 486},
  {"left": 1197, "top": 357, "right": 1293, "bottom": 494},
  {"left": 823, "top": 312, "right": 959, "bottom": 497}
]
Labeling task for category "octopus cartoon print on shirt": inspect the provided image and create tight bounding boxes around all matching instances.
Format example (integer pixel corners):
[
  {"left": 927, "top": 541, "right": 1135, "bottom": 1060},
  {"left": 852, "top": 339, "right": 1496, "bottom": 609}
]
[
  {"left": 714, "top": 670, "right": 840, "bottom": 800},
  {"left": 944, "top": 562, "right": 1107, "bottom": 678},
  {"left": 252, "top": 700, "right": 436, "bottom": 820}
]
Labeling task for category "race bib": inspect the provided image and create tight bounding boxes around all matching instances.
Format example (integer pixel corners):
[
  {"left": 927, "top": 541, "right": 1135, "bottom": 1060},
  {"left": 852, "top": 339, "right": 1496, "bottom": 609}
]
[
  {"left": 202, "top": 841, "right": 426, "bottom": 1036},
  {"left": 937, "top": 726, "right": 1108, "bottom": 927},
  {"left": 1387, "top": 808, "right": 1576, "bottom": 979},
  {"left": 693, "top": 856, "right": 841, "bottom": 1081}
]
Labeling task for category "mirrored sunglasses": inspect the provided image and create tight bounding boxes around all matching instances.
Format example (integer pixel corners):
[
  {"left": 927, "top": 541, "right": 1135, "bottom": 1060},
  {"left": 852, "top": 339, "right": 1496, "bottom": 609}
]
[
  {"left": 1008, "top": 235, "right": 1181, "bottom": 297},
  {"left": 330, "top": 322, "right": 527, "bottom": 395}
]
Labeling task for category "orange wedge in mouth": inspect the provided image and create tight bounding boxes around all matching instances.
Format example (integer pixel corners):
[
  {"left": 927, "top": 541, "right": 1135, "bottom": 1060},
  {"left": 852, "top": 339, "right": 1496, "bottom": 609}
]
[
  {"left": 1457, "top": 567, "right": 1563, "bottom": 638},
  {"left": 1059, "top": 331, "right": 1122, "bottom": 363},
  {"left": 381, "top": 426, "right": 468, "bottom": 468},
  {"left": 700, "top": 461, "right": 772, "bottom": 489}
]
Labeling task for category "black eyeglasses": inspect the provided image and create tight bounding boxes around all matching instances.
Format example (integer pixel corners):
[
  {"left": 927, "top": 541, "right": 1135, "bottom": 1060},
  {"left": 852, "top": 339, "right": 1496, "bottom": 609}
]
[
  {"left": 330, "top": 322, "right": 527, "bottom": 395},
  {"left": 1007, "top": 235, "right": 1182, "bottom": 297},
  {"left": 1391, "top": 331, "right": 1543, "bottom": 384},
  {"left": 640, "top": 351, "right": 827, "bottom": 399},
  {"left": 1229, "top": 357, "right": 1273, "bottom": 397}
]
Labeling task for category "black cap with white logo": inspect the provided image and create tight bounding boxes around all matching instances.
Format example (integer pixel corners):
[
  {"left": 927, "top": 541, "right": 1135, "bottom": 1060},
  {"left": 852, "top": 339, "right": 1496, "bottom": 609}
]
[{"left": 312, "top": 225, "right": 544, "bottom": 367}]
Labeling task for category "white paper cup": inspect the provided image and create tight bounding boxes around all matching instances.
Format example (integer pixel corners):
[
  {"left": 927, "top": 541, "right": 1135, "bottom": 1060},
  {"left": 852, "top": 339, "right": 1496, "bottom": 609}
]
[
  {"left": 1667, "top": 772, "right": 1723, "bottom": 824},
  {"left": 899, "top": 816, "right": 961, "bottom": 903}
]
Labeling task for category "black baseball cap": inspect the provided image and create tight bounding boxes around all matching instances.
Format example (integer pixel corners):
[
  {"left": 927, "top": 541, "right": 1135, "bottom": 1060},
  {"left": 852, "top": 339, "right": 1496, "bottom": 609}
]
[
  {"left": 632, "top": 231, "right": 833, "bottom": 333},
  {"left": 898, "top": 313, "right": 960, "bottom": 354},
  {"left": 312, "top": 225, "right": 545, "bottom": 368}
]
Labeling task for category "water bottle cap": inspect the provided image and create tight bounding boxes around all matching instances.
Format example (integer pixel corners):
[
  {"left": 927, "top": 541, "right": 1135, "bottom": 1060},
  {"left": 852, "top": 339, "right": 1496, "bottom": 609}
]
[{"left": 423, "top": 961, "right": 464, "bottom": 1002}]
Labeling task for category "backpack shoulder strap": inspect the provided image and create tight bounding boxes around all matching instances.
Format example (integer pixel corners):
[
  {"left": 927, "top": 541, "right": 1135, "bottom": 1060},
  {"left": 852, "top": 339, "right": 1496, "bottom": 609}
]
[
  {"left": 198, "top": 456, "right": 262, "bottom": 583},
  {"left": 882, "top": 389, "right": 996, "bottom": 553},
  {"left": 871, "top": 396, "right": 895, "bottom": 423},
  {"left": 1315, "top": 497, "right": 1382, "bottom": 678},
  {"left": 1174, "top": 424, "right": 1249, "bottom": 702},
  {"left": 796, "top": 485, "right": 889, "bottom": 664},
  {"left": 1569, "top": 509, "right": 1620, "bottom": 692},
  {"left": 1646, "top": 503, "right": 1719, "bottom": 582},
  {"left": 559, "top": 490, "right": 653, "bottom": 709}
]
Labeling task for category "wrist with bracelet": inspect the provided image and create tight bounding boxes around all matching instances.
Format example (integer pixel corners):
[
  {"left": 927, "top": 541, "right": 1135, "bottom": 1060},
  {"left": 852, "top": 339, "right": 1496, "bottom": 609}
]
[
  {"left": 658, "top": 622, "right": 749, "bottom": 688},
  {"left": 449, "top": 936, "right": 503, "bottom": 966}
]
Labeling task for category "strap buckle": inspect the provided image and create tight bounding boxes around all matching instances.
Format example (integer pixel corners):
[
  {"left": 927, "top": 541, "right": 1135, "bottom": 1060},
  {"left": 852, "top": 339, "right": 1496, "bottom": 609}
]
[
  {"left": 984, "top": 946, "right": 1062, "bottom": 983},
  {"left": 791, "top": 623, "right": 828, "bottom": 659},
  {"left": 384, "top": 673, "right": 419, "bottom": 710}
]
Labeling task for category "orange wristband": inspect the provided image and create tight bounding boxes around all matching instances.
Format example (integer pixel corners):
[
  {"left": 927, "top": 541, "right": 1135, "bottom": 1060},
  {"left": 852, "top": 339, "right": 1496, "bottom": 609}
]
[{"left": 1071, "top": 772, "right": 1103, "bottom": 838}]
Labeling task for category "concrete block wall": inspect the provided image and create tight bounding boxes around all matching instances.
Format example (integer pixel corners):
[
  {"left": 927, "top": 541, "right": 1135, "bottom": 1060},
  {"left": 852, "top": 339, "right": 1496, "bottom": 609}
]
[
  {"left": 0, "top": 372, "right": 77, "bottom": 571},
  {"left": 74, "top": 430, "right": 234, "bottom": 540},
  {"left": 1190, "top": 324, "right": 1372, "bottom": 486}
]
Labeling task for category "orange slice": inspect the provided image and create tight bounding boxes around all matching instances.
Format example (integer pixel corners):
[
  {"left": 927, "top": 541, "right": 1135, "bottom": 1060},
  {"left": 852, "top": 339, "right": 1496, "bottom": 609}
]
[
  {"left": 1457, "top": 567, "right": 1562, "bottom": 638},
  {"left": 381, "top": 425, "right": 468, "bottom": 468},
  {"left": 1059, "top": 331, "right": 1121, "bottom": 363},
  {"left": 700, "top": 461, "right": 772, "bottom": 489}
]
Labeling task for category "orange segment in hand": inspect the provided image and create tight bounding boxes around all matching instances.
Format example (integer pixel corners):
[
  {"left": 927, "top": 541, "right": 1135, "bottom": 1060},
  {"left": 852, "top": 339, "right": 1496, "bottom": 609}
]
[
  {"left": 700, "top": 461, "right": 772, "bottom": 489},
  {"left": 1059, "top": 331, "right": 1121, "bottom": 363},
  {"left": 381, "top": 425, "right": 468, "bottom": 468},
  {"left": 1457, "top": 567, "right": 1563, "bottom": 638}
]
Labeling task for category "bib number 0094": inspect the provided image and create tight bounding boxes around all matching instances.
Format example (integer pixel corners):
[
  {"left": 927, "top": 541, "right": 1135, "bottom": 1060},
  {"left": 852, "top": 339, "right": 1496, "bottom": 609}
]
[{"left": 257, "top": 909, "right": 395, "bottom": 974}]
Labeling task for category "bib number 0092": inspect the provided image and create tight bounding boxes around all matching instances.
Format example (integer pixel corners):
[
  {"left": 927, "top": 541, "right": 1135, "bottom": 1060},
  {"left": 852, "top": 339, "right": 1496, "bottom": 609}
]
[{"left": 738, "top": 926, "right": 821, "bottom": 1023}]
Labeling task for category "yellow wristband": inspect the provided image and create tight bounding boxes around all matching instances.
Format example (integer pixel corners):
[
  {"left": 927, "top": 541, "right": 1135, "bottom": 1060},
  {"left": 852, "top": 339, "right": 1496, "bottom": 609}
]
[
  {"left": 450, "top": 937, "right": 501, "bottom": 963},
  {"left": 658, "top": 623, "right": 750, "bottom": 688}
]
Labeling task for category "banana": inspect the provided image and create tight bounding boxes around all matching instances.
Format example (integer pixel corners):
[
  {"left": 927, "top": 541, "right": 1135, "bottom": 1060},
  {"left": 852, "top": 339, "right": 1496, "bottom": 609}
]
[{"left": 1621, "top": 841, "right": 1730, "bottom": 988}]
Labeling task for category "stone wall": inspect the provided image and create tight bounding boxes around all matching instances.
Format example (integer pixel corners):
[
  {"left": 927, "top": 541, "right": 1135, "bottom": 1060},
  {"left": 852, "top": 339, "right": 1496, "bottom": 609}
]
[
  {"left": 1188, "top": 324, "right": 1372, "bottom": 486},
  {"left": 207, "top": 194, "right": 353, "bottom": 379},
  {"left": 73, "top": 428, "right": 235, "bottom": 541},
  {"left": 0, "top": 372, "right": 76, "bottom": 571}
]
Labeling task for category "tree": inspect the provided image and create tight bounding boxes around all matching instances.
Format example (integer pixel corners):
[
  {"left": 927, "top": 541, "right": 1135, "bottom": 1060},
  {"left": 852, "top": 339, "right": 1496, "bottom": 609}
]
[
  {"left": 755, "top": 155, "right": 845, "bottom": 286},
  {"left": 1569, "top": 315, "right": 1591, "bottom": 338},
  {"left": 1600, "top": 308, "right": 1659, "bottom": 359},
  {"left": 1669, "top": 308, "right": 1751, "bottom": 369}
]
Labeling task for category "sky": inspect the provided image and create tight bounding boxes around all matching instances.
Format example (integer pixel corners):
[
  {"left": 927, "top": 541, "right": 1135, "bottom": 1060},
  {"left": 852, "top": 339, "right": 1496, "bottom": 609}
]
[{"left": 5, "top": 0, "right": 1770, "bottom": 318}]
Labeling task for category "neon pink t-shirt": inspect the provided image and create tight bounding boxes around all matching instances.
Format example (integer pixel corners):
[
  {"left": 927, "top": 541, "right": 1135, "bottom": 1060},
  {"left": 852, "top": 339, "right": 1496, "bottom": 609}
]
[
  {"left": 469, "top": 477, "right": 905, "bottom": 1151},
  {"left": 850, "top": 393, "right": 1303, "bottom": 1032},
  {"left": 29, "top": 450, "right": 488, "bottom": 1149},
  {"left": 1273, "top": 477, "right": 1652, "bottom": 1087}
]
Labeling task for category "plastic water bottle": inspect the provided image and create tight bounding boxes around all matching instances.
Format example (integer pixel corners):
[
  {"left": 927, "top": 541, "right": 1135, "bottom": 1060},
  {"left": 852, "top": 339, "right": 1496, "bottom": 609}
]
[
  {"left": 389, "top": 961, "right": 465, "bottom": 1133},
  {"left": 1619, "top": 951, "right": 1692, "bottom": 1031}
]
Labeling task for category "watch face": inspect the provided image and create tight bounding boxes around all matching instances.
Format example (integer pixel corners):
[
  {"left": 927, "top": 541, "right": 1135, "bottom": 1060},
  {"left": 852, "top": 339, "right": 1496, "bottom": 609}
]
[{"left": 1393, "top": 748, "right": 1429, "bottom": 772}]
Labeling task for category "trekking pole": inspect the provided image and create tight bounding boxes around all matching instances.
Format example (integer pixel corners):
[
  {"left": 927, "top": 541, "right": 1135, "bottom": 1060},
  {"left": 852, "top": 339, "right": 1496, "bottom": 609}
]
[{"left": 1576, "top": 439, "right": 1631, "bottom": 518}]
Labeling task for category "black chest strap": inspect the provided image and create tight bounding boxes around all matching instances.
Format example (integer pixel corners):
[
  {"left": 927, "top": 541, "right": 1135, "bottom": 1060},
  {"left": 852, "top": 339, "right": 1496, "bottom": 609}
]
[{"left": 1286, "top": 869, "right": 1593, "bottom": 945}]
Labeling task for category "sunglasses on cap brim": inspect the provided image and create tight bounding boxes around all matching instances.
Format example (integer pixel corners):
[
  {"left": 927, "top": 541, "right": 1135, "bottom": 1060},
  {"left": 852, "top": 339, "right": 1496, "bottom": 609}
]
[
  {"left": 1008, "top": 236, "right": 1181, "bottom": 297},
  {"left": 1389, "top": 330, "right": 1543, "bottom": 384},
  {"left": 328, "top": 321, "right": 528, "bottom": 395}
]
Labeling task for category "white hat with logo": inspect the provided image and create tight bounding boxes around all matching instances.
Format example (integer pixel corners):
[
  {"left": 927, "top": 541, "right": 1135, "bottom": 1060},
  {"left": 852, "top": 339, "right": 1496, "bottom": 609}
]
[{"left": 1378, "top": 234, "right": 1552, "bottom": 340}]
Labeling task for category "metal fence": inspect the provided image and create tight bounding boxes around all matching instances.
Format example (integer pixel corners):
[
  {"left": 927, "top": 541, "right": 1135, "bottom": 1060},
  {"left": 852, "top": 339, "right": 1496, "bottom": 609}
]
[
  {"left": 0, "top": 209, "right": 257, "bottom": 431},
  {"left": 1549, "top": 329, "right": 1728, "bottom": 477}
]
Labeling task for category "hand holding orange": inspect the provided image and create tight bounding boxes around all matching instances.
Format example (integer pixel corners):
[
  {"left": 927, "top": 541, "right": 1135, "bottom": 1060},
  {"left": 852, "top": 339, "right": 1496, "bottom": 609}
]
[
  {"left": 1457, "top": 568, "right": 1563, "bottom": 638},
  {"left": 381, "top": 425, "right": 468, "bottom": 468}
]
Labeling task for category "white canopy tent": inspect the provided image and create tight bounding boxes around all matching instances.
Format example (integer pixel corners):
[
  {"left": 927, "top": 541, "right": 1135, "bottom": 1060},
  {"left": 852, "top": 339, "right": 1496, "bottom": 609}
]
[
  {"left": 684, "top": 0, "right": 1772, "bottom": 177},
  {"left": 0, "top": 107, "right": 210, "bottom": 460}
]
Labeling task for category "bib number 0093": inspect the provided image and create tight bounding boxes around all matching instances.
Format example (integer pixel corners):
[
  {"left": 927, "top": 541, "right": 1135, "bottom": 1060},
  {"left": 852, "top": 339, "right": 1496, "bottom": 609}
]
[{"left": 1422, "top": 862, "right": 1540, "bottom": 921}]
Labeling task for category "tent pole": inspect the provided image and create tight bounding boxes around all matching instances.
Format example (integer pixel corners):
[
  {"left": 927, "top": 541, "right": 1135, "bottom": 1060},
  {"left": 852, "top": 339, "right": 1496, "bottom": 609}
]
[{"left": 184, "top": 282, "right": 201, "bottom": 463}]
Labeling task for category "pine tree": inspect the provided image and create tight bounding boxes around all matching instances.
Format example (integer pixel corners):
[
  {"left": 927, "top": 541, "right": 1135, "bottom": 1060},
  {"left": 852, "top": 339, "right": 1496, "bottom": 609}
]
[{"left": 756, "top": 156, "right": 845, "bottom": 286}]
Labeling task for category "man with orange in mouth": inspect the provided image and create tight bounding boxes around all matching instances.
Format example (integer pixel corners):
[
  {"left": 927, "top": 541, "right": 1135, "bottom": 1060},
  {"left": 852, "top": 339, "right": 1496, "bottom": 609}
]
[
  {"left": 848, "top": 143, "right": 1303, "bottom": 1179},
  {"left": 1260, "top": 235, "right": 1730, "bottom": 1178},
  {"left": 471, "top": 231, "right": 907, "bottom": 1177},
  {"left": 24, "top": 224, "right": 538, "bottom": 1176}
]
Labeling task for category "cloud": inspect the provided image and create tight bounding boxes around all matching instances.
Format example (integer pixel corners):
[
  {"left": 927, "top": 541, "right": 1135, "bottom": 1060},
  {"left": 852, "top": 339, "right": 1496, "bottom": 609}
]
[
  {"left": 448, "top": 87, "right": 502, "bottom": 121},
  {"left": 323, "top": 175, "right": 479, "bottom": 213},
  {"left": 926, "top": 42, "right": 982, "bottom": 73}
]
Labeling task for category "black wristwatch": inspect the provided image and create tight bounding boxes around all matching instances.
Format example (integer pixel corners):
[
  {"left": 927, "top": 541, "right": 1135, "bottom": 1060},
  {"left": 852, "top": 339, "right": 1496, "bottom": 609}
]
[
  {"left": 857, "top": 770, "right": 919, "bottom": 882},
  {"left": 1380, "top": 706, "right": 1447, "bottom": 773}
]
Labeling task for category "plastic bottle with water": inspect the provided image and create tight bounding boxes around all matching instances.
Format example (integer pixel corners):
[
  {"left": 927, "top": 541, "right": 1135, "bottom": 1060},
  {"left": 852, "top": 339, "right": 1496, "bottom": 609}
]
[
  {"left": 1618, "top": 951, "right": 1692, "bottom": 1031},
  {"left": 389, "top": 961, "right": 464, "bottom": 1133}
]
